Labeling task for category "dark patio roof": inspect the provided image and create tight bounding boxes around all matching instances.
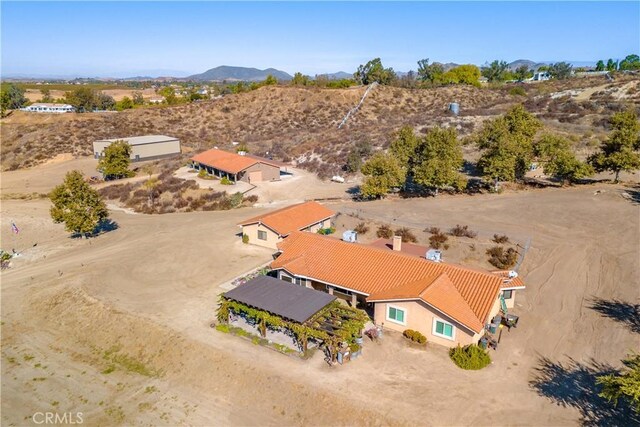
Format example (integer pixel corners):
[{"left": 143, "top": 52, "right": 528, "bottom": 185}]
[{"left": 224, "top": 275, "right": 336, "bottom": 323}]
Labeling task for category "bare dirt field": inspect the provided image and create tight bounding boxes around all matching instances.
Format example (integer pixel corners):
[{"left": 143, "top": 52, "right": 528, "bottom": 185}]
[
  {"left": 1, "top": 157, "right": 638, "bottom": 426},
  {"left": 24, "top": 88, "right": 158, "bottom": 103}
]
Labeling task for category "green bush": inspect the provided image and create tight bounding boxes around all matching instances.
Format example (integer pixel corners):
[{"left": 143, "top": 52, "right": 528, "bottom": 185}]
[
  {"left": 509, "top": 86, "right": 527, "bottom": 97},
  {"left": 197, "top": 169, "right": 207, "bottom": 178},
  {"left": 242, "top": 234, "right": 249, "bottom": 244},
  {"left": 215, "top": 324, "right": 230, "bottom": 333},
  {"left": 220, "top": 176, "right": 233, "bottom": 185},
  {"left": 317, "top": 226, "right": 336, "bottom": 235},
  {"left": 403, "top": 329, "right": 427, "bottom": 344},
  {"left": 449, "top": 344, "right": 491, "bottom": 370}
]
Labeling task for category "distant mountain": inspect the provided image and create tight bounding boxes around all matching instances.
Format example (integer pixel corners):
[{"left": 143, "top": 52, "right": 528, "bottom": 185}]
[
  {"left": 507, "top": 59, "right": 548, "bottom": 71},
  {"left": 324, "top": 71, "right": 352, "bottom": 80},
  {"left": 187, "top": 66, "right": 292, "bottom": 82}
]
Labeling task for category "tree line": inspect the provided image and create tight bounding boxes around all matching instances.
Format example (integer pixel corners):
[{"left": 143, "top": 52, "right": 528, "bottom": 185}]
[{"left": 356, "top": 106, "right": 639, "bottom": 198}]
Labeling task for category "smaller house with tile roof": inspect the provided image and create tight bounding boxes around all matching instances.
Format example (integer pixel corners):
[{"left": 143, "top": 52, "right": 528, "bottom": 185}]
[
  {"left": 270, "top": 232, "right": 526, "bottom": 348},
  {"left": 238, "top": 201, "right": 335, "bottom": 249},
  {"left": 191, "top": 148, "right": 281, "bottom": 184}
]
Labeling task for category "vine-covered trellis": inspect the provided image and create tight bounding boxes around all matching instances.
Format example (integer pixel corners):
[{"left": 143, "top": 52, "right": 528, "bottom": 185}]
[{"left": 217, "top": 297, "right": 368, "bottom": 360}]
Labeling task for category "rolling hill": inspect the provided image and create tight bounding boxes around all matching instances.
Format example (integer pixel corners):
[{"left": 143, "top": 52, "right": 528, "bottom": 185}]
[
  {"left": 2, "top": 75, "right": 636, "bottom": 178},
  {"left": 187, "top": 66, "right": 292, "bottom": 82}
]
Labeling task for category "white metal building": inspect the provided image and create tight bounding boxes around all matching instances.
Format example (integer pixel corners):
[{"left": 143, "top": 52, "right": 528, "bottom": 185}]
[{"left": 93, "top": 135, "right": 181, "bottom": 162}]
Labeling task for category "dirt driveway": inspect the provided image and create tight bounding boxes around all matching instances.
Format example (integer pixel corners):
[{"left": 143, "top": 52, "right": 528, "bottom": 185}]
[{"left": 1, "top": 175, "right": 638, "bottom": 425}]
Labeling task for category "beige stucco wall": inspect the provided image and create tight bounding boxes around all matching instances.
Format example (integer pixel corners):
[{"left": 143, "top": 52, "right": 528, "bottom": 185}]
[
  {"left": 302, "top": 218, "right": 332, "bottom": 233},
  {"left": 373, "top": 300, "right": 482, "bottom": 348},
  {"left": 239, "top": 163, "right": 280, "bottom": 183},
  {"left": 241, "top": 223, "right": 282, "bottom": 249},
  {"left": 93, "top": 140, "right": 181, "bottom": 161}
]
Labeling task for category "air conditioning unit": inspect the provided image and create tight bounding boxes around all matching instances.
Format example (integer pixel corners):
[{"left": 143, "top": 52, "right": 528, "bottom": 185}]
[
  {"left": 426, "top": 249, "right": 442, "bottom": 262},
  {"left": 342, "top": 230, "right": 357, "bottom": 243}
]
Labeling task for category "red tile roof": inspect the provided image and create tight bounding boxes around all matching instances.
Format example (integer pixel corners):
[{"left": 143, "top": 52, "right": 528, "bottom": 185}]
[
  {"left": 271, "top": 232, "right": 517, "bottom": 333},
  {"left": 191, "top": 149, "right": 280, "bottom": 174},
  {"left": 492, "top": 270, "right": 526, "bottom": 289},
  {"left": 368, "top": 238, "right": 431, "bottom": 258},
  {"left": 238, "top": 201, "right": 335, "bottom": 237}
]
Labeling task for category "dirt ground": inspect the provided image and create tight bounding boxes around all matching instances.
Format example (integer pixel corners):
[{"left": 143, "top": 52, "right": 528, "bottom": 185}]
[{"left": 1, "top": 160, "right": 639, "bottom": 426}]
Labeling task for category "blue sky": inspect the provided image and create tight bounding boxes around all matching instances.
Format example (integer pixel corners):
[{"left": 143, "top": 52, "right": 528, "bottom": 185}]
[{"left": 2, "top": 1, "right": 639, "bottom": 78}]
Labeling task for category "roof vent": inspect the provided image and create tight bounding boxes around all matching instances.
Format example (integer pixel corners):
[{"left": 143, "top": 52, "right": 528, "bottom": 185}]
[
  {"left": 238, "top": 150, "right": 246, "bottom": 156},
  {"left": 426, "top": 249, "right": 442, "bottom": 262}
]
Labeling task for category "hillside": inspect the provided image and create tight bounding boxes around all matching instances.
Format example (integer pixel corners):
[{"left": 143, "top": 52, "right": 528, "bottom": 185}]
[
  {"left": 188, "top": 66, "right": 292, "bottom": 81},
  {"left": 2, "top": 75, "right": 639, "bottom": 177}
]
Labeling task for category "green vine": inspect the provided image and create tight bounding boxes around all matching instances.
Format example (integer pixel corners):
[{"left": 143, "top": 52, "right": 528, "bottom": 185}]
[{"left": 216, "top": 296, "right": 367, "bottom": 355}]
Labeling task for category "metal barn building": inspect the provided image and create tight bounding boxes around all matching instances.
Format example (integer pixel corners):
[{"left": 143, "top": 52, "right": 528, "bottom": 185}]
[{"left": 93, "top": 135, "right": 181, "bottom": 162}]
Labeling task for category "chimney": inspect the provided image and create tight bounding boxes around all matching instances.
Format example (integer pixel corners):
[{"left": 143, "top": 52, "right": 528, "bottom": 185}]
[{"left": 392, "top": 235, "right": 402, "bottom": 252}]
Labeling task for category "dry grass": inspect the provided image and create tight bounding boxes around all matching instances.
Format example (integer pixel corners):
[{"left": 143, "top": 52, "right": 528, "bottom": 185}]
[{"left": 2, "top": 76, "right": 638, "bottom": 176}]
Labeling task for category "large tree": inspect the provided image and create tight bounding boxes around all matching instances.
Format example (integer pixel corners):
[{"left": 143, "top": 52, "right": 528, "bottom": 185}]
[
  {"left": 360, "top": 152, "right": 404, "bottom": 198},
  {"left": 588, "top": 109, "right": 640, "bottom": 182},
  {"left": 50, "top": 170, "right": 109, "bottom": 237},
  {"left": 442, "top": 65, "right": 481, "bottom": 87},
  {"left": 549, "top": 62, "right": 573, "bottom": 80},
  {"left": 481, "top": 60, "right": 509, "bottom": 82},
  {"left": 476, "top": 105, "right": 542, "bottom": 184},
  {"left": 97, "top": 140, "right": 135, "bottom": 180},
  {"left": 389, "top": 125, "right": 419, "bottom": 167},
  {"left": 606, "top": 59, "right": 618, "bottom": 72},
  {"left": 595, "top": 60, "right": 606, "bottom": 72},
  {"left": 412, "top": 127, "right": 464, "bottom": 194},
  {"left": 64, "top": 87, "right": 98, "bottom": 112},
  {"left": 534, "top": 134, "right": 593, "bottom": 182},
  {"left": 619, "top": 54, "right": 640, "bottom": 71},
  {"left": 417, "top": 58, "right": 445, "bottom": 84},
  {"left": 597, "top": 353, "right": 640, "bottom": 414},
  {"left": 354, "top": 58, "right": 396, "bottom": 85},
  {"left": 1, "top": 83, "right": 28, "bottom": 112},
  {"left": 514, "top": 65, "right": 533, "bottom": 82}
]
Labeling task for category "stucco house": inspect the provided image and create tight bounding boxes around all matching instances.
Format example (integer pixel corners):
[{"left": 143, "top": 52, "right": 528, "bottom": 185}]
[
  {"left": 191, "top": 148, "right": 281, "bottom": 184},
  {"left": 270, "top": 232, "right": 526, "bottom": 348},
  {"left": 237, "top": 201, "right": 335, "bottom": 249}
]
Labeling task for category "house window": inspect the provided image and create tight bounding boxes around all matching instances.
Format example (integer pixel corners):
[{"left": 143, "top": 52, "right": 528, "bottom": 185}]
[
  {"left": 502, "top": 289, "right": 513, "bottom": 299},
  {"left": 280, "top": 274, "right": 292, "bottom": 283},
  {"left": 294, "top": 277, "right": 305, "bottom": 286},
  {"left": 433, "top": 319, "right": 455, "bottom": 340},
  {"left": 257, "top": 230, "right": 267, "bottom": 240},
  {"left": 386, "top": 305, "right": 406, "bottom": 325}
]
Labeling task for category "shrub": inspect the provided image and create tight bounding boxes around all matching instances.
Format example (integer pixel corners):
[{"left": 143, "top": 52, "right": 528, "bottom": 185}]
[
  {"left": 317, "top": 226, "right": 336, "bottom": 235},
  {"left": 395, "top": 227, "right": 417, "bottom": 243},
  {"left": 509, "top": 86, "right": 527, "bottom": 97},
  {"left": 449, "top": 224, "right": 477, "bottom": 238},
  {"left": 403, "top": 329, "right": 427, "bottom": 344},
  {"left": 354, "top": 222, "right": 369, "bottom": 235},
  {"left": 198, "top": 169, "right": 207, "bottom": 178},
  {"left": 449, "top": 344, "right": 491, "bottom": 370},
  {"left": 493, "top": 234, "right": 510, "bottom": 244},
  {"left": 220, "top": 176, "right": 233, "bottom": 185},
  {"left": 242, "top": 234, "right": 249, "bottom": 244},
  {"left": 429, "top": 231, "right": 449, "bottom": 249},
  {"left": 486, "top": 246, "right": 518, "bottom": 269},
  {"left": 425, "top": 226, "right": 441, "bottom": 234},
  {"left": 377, "top": 224, "right": 393, "bottom": 239}
]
